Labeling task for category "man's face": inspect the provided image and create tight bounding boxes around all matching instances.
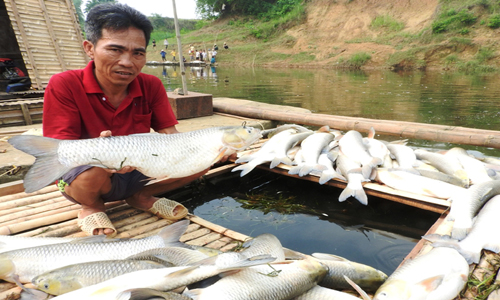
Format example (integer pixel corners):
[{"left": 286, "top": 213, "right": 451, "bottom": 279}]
[{"left": 83, "top": 27, "right": 147, "bottom": 90}]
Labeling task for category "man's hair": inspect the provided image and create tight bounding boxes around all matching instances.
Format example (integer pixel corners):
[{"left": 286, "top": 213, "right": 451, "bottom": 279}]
[{"left": 85, "top": 3, "right": 153, "bottom": 47}]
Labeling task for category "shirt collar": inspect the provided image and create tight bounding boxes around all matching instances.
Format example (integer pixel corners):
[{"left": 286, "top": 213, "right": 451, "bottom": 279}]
[{"left": 82, "top": 60, "right": 143, "bottom": 99}]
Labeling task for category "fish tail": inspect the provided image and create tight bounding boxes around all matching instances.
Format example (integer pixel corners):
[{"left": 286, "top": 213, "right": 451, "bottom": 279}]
[
  {"left": 157, "top": 219, "right": 190, "bottom": 247},
  {"left": 116, "top": 288, "right": 181, "bottom": 300},
  {"left": 423, "top": 234, "right": 480, "bottom": 264},
  {"left": 231, "top": 163, "right": 256, "bottom": 177},
  {"left": 288, "top": 165, "right": 302, "bottom": 175},
  {"left": 299, "top": 165, "right": 314, "bottom": 177},
  {"left": 8, "top": 135, "right": 70, "bottom": 193},
  {"left": 270, "top": 156, "right": 292, "bottom": 169},
  {"left": 339, "top": 186, "right": 368, "bottom": 205},
  {"left": 319, "top": 172, "right": 334, "bottom": 185},
  {"left": 450, "top": 218, "right": 472, "bottom": 240}
]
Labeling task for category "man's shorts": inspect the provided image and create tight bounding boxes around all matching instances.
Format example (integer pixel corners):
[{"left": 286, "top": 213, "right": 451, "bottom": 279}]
[{"left": 58, "top": 165, "right": 150, "bottom": 204}]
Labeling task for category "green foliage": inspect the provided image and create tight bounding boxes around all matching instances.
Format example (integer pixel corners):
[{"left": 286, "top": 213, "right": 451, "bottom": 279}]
[
  {"left": 371, "top": 15, "right": 405, "bottom": 32},
  {"left": 487, "top": 14, "right": 500, "bottom": 28},
  {"left": 346, "top": 52, "right": 371, "bottom": 68},
  {"left": 72, "top": 0, "right": 85, "bottom": 32},
  {"left": 449, "top": 36, "right": 472, "bottom": 45},
  {"left": 147, "top": 15, "right": 199, "bottom": 32},
  {"left": 432, "top": 9, "right": 477, "bottom": 33},
  {"left": 476, "top": 47, "right": 495, "bottom": 63},
  {"left": 290, "top": 52, "right": 315, "bottom": 63},
  {"left": 196, "top": 0, "right": 303, "bottom": 20}
]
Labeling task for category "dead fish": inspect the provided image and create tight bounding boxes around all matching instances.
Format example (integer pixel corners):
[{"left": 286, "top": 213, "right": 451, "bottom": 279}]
[
  {"left": 372, "top": 247, "right": 468, "bottom": 300},
  {"left": 291, "top": 285, "right": 364, "bottom": 300},
  {"left": 32, "top": 259, "right": 166, "bottom": 295},
  {"left": 239, "top": 233, "right": 286, "bottom": 262},
  {"left": 311, "top": 252, "right": 387, "bottom": 292},
  {"left": 116, "top": 289, "right": 190, "bottom": 300},
  {"left": 414, "top": 149, "right": 469, "bottom": 185},
  {"left": 54, "top": 252, "right": 275, "bottom": 300},
  {"left": 424, "top": 194, "right": 500, "bottom": 264},
  {"left": 445, "top": 147, "right": 493, "bottom": 185},
  {"left": 0, "top": 220, "right": 190, "bottom": 284},
  {"left": 385, "top": 143, "right": 416, "bottom": 169},
  {"left": 375, "top": 168, "right": 466, "bottom": 199},
  {"left": 9, "top": 126, "right": 261, "bottom": 193},
  {"left": 289, "top": 131, "right": 335, "bottom": 177},
  {"left": 339, "top": 130, "right": 382, "bottom": 180},
  {"left": 127, "top": 246, "right": 220, "bottom": 267},
  {"left": 447, "top": 180, "right": 500, "bottom": 240},
  {"left": 336, "top": 153, "right": 369, "bottom": 205},
  {"left": 184, "top": 255, "right": 327, "bottom": 300},
  {"left": 0, "top": 236, "right": 80, "bottom": 253},
  {"left": 270, "top": 131, "right": 313, "bottom": 169}
]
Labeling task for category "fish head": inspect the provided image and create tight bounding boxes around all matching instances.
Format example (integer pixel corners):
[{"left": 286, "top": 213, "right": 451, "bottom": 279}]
[
  {"left": 32, "top": 274, "right": 83, "bottom": 295},
  {"left": 373, "top": 279, "right": 412, "bottom": 300},
  {"left": 299, "top": 255, "right": 328, "bottom": 283},
  {"left": 222, "top": 126, "right": 262, "bottom": 151},
  {"left": 0, "top": 255, "right": 16, "bottom": 282}
]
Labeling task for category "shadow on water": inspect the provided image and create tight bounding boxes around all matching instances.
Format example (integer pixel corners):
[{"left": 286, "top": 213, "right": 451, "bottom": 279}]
[{"left": 163, "top": 168, "right": 439, "bottom": 276}]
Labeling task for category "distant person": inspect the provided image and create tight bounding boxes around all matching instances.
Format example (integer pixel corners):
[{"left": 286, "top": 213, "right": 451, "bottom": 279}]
[
  {"left": 195, "top": 50, "right": 200, "bottom": 61},
  {"left": 164, "top": 38, "right": 169, "bottom": 49},
  {"left": 190, "top": 45, "right": 195, "bottom": 61},
  {"left": 160, "top": 49, "right": 166, "bottom": 61},
  {"left": 213, "top": 44, "right": 218, "bottom": 51},
  {"left": 223, "top": 42, "right": 229, "bottom": 50},
  {"left": 171, "top": 49, "right": 176, "bottom": 61},
  {"left": 152, "top": 39, "right": 156, "bottom": 50},
  {"left": 212, "top": 49, "right": 217, "bottom": 62},
  {"left": 183, "top": 56, "right": 186, "bottom": 63}
]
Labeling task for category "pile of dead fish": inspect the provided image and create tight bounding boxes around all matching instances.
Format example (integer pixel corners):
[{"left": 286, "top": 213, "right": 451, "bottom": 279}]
[
  {"left": 0, "top": 220, "right": 391, "bottom": 300},
  {"left": 232, "top": 124, "right": 500, "bottom": 206},
  {"left": 232, "top": 124, "right": 500, "bottom": 300}
]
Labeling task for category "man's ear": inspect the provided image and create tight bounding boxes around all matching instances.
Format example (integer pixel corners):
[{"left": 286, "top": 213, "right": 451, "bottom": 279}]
[{"left": 83, "top": 40, "right": 95, "bottom": 60}]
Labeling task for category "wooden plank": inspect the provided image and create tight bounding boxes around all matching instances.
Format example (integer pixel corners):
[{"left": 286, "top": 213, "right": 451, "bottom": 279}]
[
  {"left": 0, "top": 180, "right": 24, "bottom": 197},
  {"left": 213, "top": 99, "right": 500, "bottom": 149},
  {"left": 20, "top": 103, "right": 32, "bottom": 125}
]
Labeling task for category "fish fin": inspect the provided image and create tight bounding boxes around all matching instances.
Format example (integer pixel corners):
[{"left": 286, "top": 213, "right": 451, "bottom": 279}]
[
  {"left": 418, "top": 275, "right": 444, "bottom": 292},
  {"left": 288, "top": 165, "right": 302, "bottom": 175},
  {"left": 327, "top": 151, "right": 339, "bottom": 163},
  {"left": 270, "top": 157, "right": 292, "bottom": 169},
  {"left": 157, "top": 220, "right": 190, "bottom": 247},
  {"left": 339, "top": 187, "right": 368, "bottom": 205},
  {"left": 231, "top": 163, "right": 256, "bottom": 177},
  {"left": 299, "top": 165, "right": 314, "bottom": 177},
  {"left": 8, "top": 135, "right": 70, "bottom": 193},
  {"left": 319, "top": 172, "right": 334, "bottom": 185},
  {"left": 312, "top": 253, "right": 349, "bottom": 262},
  {"left": 343, "top": 275, "right": 372, "bottom": 300},
  {"left": 116, "top": 288, "right": 179, "bottom": 300},
  {"left": 19, "top": 288, "right": 50, "bottom": 300},
  {"left": 367, "top": 127, "right": 376, "bottom": 139},
  {"left": 211, "top": 147, "right": 228, "bottom": 165},
  {"left": 183, "top": 289, "right": 202, "bottom": 300}
]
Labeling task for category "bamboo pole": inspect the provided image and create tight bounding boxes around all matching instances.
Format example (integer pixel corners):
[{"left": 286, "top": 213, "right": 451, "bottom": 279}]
[
  {"left": 0, "top": 184, "right": 57, "bottom": 201},
  {"left": 213, "top": 100, "right": 500, "bottom": 149},
  {"left": 0, "top": 191, "right": 63, "bottom": 210},
  {"left": 172, "top": 0, "right": 188, "bottom": 95}
]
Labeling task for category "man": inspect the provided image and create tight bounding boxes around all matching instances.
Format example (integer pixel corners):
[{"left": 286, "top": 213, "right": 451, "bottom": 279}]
[
  {"left": 43, "top": 3, "right": 204, "bottom": 237},
  {"left": 160, "top": 49, "right": 166, "bottom": 61}
]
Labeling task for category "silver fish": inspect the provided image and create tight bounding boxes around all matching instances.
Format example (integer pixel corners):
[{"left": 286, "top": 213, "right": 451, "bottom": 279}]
[
  {"left": 0, "top": 235, "right": 80, "bottom": 253},
  {"left": 373, "top": 247, "right": 469, "bottom": 300},
  {"left": 445, "top": 147, "right": 493, "bottom": 185},
  {"left": 127, "top": 246, "right": 220, "bottom": 267},
  {"left": 270, "top": 131, "right": 313, "bottom": 169},
  {"left": 292, "top": 285, "right": 364, "bottom": 300},
  {"left": 32, "top": 259, "right": 166, "bottom": 295},
  {"left": 240, "top": 233, "right": 286, "bottom": 262},
  {"left": 116, "top": 289, "right": 191, "bottom": 300},
  {"left": 414, "top": 149, "right": 469, "bottom": 185},
  {"left": 9, "top": 126, "right": 261, "bottom": 193},
  {"left": 339, "top": 130, "right": 382, "bottom": 179},
  {"left": 53, "top": 252, "right": 275, "bottom": 300},
  {"left": 0, "top": 220, "right": 189, "bottom": 283},
  {"left": 375, "top": 168, "right": 466, "bottom": 199},
  {"left": 311, "top": 252, "right": 387, "bottom": 292},
  {"left": 184, "top": 255, "right": 327, "bottom": 300},
  {"left": 337, "top": 153, "right": 369, "bottom": 205},
  {"left": 424, "top": 194, "right": 500, "bottom": 264},
  {"left": 289, "top": 131, "right": 335, "bottom": 177},
  {"left": 447, "top": 180, "right": 500, "bottom": 240},
  {"left": 386, "top": 143, "right": 416, "bottom": 169}
]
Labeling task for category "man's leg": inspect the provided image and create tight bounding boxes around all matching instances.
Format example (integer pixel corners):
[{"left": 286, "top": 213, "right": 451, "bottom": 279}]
[{"left": 63, "top": 167, "right": 114, "bottom": 235}]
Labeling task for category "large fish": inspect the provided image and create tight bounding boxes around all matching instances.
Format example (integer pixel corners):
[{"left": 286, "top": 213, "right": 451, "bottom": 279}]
[
  {"left": 239, "top": 233, "right": 286, "bottom": 262},
  {"left": 0, "top": 220, "right": 190, "bottom": 283},
  {"left": 53, "top": 252, "right": 275, "bottom": 300},
  {"left": 414, "top": 149, "right": 469, "bottom": 184},
  {"left": 127, "top": 246, "right": 220, "bottom": 267},
  {"left": 447, "top": 180, "right": 500, "bottom": 240},
  {"left": 424, "top": 194, "right": 500, "bottom": 264},
  {"left": 183, "top": 255, "right": 327, "bottom": 300},
  {"left": 336, "top": 153, "right": 369, "bottom": 205},
  {"left": 374, "top": 168, "right": 466, "bottom": 199},
  {"left": 9, "top": 126, "right": 261, "bottom": 193},
  {"left": 0, "top": 235, "right": 80, "bottom": 253},
  {"left": 339, "top": 130, "right": 382, "bottom": 179},
  {"left": 311, "top": 252, "right": 387, "bottom": 292},
  {"left": 372, "top": 247, "right": 469, "bottom": 300},
  {"left": 289, "top": 130, "right": 335, "bottom": 177},
  {"left": 385, "top": 143, "right": 416, "bottom": 169},
  {"left": 32, "top": 259, "right": 166, "bottom": 295},
  {"left": 445, "top": 147, "right": 493, "bottom": 185},
  {"left": 291, "top": 285, "right": 365, "bottom": 300}
]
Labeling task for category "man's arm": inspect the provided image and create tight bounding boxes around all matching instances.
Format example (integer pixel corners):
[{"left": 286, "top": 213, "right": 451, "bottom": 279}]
[{"left": 157, "top": 126, "right": 179, "bottom": 134}]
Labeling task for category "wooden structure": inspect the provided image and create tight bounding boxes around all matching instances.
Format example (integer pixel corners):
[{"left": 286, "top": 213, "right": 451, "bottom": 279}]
[
  {"left": 167, "top": 91, "right": 213, "bottom": 120},
  {"left": 1, "top": 0, "right": 88, "bottom": 90}
]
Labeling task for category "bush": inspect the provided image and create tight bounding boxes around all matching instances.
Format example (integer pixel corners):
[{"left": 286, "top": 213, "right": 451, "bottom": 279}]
[
  {"left": 346, "top": 52, "right": 371, "bottom": 68},
  {"left": 487, "top": 14, "right": 500, "bottom": 28},
  {"left": 432, "top": 9, "right": 477, "bottom": 33},
  {"left": 371, "top": 15, "right": 405, "bottom": 31}
]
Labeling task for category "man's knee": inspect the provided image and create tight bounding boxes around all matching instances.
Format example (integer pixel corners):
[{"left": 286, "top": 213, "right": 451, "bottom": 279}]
[{"left": 71, "top": 167, "right": 111, "bottom": 190}]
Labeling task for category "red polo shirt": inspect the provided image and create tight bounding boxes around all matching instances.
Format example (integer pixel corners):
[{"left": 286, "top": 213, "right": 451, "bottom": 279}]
[{"left": 43, "top": 61, "right": 178, "bottom": 139}]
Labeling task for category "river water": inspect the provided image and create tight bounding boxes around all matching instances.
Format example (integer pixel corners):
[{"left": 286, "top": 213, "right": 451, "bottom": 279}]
[{"left": 145, "top": 65, "right": 499, "bottom": 276}]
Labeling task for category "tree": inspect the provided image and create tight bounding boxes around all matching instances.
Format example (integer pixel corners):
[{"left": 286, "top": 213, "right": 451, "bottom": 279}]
[{"left": 72, "top": 0, "right": 85, "bottom": 31}]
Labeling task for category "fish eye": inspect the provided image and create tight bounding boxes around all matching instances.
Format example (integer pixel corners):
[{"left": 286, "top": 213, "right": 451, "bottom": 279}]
[{"left": 44, "top": 283, "right": 49, "bottom": 289}]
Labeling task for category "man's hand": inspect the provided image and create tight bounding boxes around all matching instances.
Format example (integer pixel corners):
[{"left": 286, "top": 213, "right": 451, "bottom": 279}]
[{"left": 99, "top": 130, "right": 136, "bottom": 174}]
